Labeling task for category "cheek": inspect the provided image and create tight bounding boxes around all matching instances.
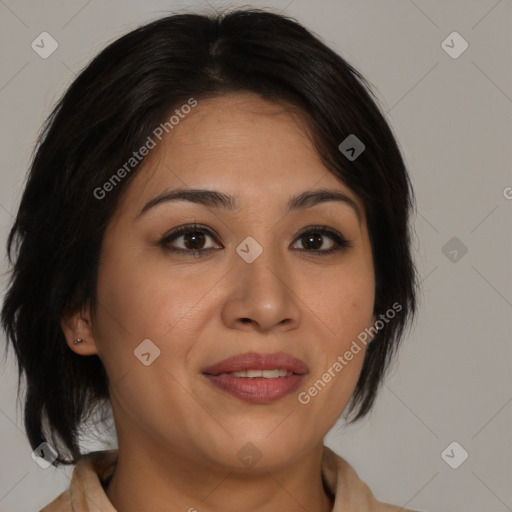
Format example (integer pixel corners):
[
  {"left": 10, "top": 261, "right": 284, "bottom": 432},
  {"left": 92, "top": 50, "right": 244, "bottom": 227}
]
[
  {"left": 93, "top": 242, "right": 221, "bottom": 381},
  {"left": 96, "top": 239, "right": 212, "bottom": 336},
  {"left": 296, "top": 263, "right": 374, "bottom": 416},
  {"left": 296, "top": 274, "right": 372, "bottom": 428},
  {"left": 92, "top": 255, "right": 204, "bottom": 419},
  {"left": 301, "top": 267, "right": 375, "bottom": 345}
]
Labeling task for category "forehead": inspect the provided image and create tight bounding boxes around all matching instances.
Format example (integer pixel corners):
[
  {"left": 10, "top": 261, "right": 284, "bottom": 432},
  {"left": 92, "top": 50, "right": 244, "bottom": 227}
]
[
  {"left": 116, "top": 92, "right": 364, "bottom": 217},
  {"left": 170, "top": 92, "right": 311, "bottom": 147}
]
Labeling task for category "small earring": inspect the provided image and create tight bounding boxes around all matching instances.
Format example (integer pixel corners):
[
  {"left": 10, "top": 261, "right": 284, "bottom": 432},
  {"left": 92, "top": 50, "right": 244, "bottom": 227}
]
[{"left": 73, "top": 338, "right": 84, "bottom": 345}]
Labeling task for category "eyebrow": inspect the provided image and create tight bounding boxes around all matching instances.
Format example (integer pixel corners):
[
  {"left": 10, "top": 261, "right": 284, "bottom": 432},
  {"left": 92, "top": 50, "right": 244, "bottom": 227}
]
[{"left": 135, "top": 187, "right": 362, "bottom": 223}]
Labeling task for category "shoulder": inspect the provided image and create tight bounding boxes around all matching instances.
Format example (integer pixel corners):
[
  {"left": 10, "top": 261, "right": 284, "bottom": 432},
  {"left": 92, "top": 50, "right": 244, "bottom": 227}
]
[
  {"left": 39, "top": 489, "right": 71, "bottom": 512},
  {"left": 322, "top": 445, "right": 421, "bottom": 512},
  {"left": 39, "top": 450, "right": 118, "bottom": 512}
]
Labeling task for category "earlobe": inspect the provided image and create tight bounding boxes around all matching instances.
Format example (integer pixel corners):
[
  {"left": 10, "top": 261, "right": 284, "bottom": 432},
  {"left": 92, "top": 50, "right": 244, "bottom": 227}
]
[{"left": 60, "top": 306, "right": 100, "bottom": 356}]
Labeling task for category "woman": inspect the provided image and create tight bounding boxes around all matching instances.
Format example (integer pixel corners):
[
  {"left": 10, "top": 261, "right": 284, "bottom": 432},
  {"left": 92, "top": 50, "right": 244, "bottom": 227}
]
[{"left": 1, "top": 8, "right": 420, "bottom": 511}]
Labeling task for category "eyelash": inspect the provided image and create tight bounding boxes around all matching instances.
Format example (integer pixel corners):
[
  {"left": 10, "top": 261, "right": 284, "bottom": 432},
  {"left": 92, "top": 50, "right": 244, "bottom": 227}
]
[{"left": 159, "top": 223, "right": 352, "bottom": 258}]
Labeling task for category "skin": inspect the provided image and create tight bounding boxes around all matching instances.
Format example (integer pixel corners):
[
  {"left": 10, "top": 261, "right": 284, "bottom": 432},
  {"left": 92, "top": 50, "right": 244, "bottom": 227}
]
[{"left": 61, "top": 92, "right": 376, "bottom": 512}]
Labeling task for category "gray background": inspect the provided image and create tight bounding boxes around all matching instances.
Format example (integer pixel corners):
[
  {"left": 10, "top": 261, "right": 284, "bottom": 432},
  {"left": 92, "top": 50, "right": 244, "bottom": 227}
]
[{"left": 0, "top": 0, "right": 511, "bottom": 510}]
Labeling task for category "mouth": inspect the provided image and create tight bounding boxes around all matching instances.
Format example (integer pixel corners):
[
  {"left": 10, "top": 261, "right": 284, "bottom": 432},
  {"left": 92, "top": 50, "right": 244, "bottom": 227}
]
[
  {"left": 202, "top": 352, "right": 308, "bottom": 404},
  {"left": 202, "top": 351, "right": 309, "bottom": 376},
  {"left": 218, "top": 368, "right": 295, "bottom": 378}
]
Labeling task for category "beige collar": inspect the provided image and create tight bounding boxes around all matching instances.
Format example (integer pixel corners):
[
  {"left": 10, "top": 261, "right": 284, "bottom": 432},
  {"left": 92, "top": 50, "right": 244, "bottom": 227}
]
[{"left": 41, "top": 446, "right": 417, "bottom": 511}]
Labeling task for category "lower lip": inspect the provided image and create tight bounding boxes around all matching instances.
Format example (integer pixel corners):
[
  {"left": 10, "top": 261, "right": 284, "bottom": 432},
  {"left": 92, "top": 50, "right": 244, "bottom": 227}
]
[{"left": 203, "top": 373, "right": 306, "bottom": 404}]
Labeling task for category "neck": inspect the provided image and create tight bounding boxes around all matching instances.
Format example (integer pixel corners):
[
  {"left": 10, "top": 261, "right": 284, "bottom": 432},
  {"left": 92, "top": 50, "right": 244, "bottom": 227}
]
[{"left": 105, "top": 441, "right": 334, "bottom": 512}]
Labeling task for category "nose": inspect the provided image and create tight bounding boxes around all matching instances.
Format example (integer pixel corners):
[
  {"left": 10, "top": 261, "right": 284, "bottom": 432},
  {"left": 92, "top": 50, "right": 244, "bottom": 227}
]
[{"left": 221, "top": 244, "right": 301, "bottom": 333}]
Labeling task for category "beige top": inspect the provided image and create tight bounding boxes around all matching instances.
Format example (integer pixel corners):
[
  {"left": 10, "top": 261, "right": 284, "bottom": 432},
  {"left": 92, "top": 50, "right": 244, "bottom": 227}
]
[{"left": 40, "top": 446, "right": 419, "bottom": 511}]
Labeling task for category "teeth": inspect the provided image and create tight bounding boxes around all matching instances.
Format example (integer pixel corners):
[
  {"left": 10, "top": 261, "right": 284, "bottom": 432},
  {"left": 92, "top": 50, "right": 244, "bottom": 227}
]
[{"left": 228, "top": 368, "right": 292, "bottom": 378}]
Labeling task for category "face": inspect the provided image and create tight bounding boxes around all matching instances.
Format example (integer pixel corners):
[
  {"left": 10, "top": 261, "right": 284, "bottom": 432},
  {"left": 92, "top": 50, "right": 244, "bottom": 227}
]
[{"left": 66, "top": 92, "right": 376, "bottom": 472}]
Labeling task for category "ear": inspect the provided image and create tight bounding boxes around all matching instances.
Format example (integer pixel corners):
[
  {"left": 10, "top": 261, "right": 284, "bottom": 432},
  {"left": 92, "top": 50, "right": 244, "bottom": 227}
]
[{"left": 60, "top": 303, "right": 100, "bottom": 356}]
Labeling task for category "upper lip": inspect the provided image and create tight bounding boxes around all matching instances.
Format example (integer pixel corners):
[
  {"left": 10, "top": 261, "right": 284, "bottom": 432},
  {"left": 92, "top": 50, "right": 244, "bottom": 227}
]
[{"left": 202, "top": 352, "right": 309, "bottom": 376}]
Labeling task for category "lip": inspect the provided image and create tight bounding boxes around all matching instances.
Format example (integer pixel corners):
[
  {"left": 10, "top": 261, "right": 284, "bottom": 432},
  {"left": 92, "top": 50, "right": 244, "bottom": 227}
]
[
  {"left": 202, "top": 352, "right": 309, "bottom": 404},
  {"left": 202, "top": 351, "right": 309, "bottom": 376}
]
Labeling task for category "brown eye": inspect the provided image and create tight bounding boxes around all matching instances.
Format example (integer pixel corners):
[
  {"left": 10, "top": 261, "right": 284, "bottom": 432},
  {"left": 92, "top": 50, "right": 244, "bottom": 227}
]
[
  {"left": 299, "top": 232, "right": 329, "bottom": 251},
  {"left": 160, "top": 224, "right": 222, "bottom": 256},
  {"left": 181, "top": 230, "right": 207, "bottom": 250},
  {"left": 159, "top": 223, "right": 351, "bottom": 258},
  {"left": 291, "top": 226, "right": 352, "bottom": 255}
]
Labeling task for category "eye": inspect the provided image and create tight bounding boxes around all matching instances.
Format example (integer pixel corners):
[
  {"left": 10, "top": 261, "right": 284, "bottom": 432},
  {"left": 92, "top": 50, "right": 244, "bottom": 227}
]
[
  {"left": 159, "top": 223, "right": 352, "bottom": 258},
  {"left": 159, "top": 223, "right": 222, "bottom": 256},
  {"left": 291, "top": 226, "right": 352, "bottom": 255}
]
